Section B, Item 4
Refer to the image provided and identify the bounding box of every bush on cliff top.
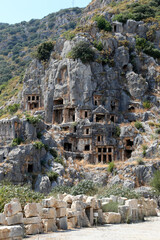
[68,41,95,63]
[36,41,54,61]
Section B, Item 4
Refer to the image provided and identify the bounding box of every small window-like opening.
[95,100,97,106]
[123,65,128,71]
[114,25,116,32]
[103,155,107,164]
[86,128,89,135]
[125,150,132,159]
[98,155,101,163]
[96,115,105,122]
[54,98,63,105]
[28,96,30,101]
[36,96,39,100]
[64,143,72,151]
[85,111,88,118]
[103,148,106,153]
[110,116,115,122]
[72,114,75,122]
[84,145,90,151]
[28,164,33,173]
[74,126,77,132]
[97,136,101,142]
[98,148,101,153]
[111,101,115,111]
[32,96,35,100]
[126,139,133,147]
[108,148,112,153]
[108,155,112,162]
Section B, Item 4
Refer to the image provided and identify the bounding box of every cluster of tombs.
[23,92,137,164]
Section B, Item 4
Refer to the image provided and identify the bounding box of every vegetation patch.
[33,141,45,150]
[0,182,44,213]
[151,170,160,194]
[94,15,112,32]
[102,202,118,213]
[71,180,97,196]
[47,171,59,181]
[108,162,115,173]
[36,41,54,61]
[68,41,95,63]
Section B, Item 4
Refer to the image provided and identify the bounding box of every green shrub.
[113,3,155,23]
[36,41,54,61]
[155,128,160,134]
[63,30,75,40]
[54,156,65,166]
[7,104,20,114]
[0,182,44,213]
[37,132,42,139]
[47,171,59,181]
[98,184,139,199]
[49,148,58,158]
[115,126,121,137]
[108,162,115,173]
[68,41,95,63]
[71,180,97,196]
[102,202,118,213]
[151,170,160,194]
[26,114,41,125]
[134,121,144,131]
[93,40,103,51]
[95,15,112,31]
[33,141,45,150]
[50,185,72,195]
[12,138,23,147]
[143,101,151,109]
[136,37,160,59]
[142,145,148,157]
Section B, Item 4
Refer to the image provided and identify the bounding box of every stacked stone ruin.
[0,195,158,239]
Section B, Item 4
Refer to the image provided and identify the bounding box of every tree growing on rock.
[68,41,95,63]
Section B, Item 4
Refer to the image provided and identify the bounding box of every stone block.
[67,216,77,229]
[5,212,23,226]
[71,201,86,211]
[42,197,57,208]
[0,225,23,239]
[42,218,57,232]
[118,205,130,223]
[55,200,67,208]
[110,195,118,203]
[125,199,138,209]
[57,216,68,230]
[0,213,5,225]
[23,216,41,225]
[103,212,121,224]
[56,207,66,218]
[42,207,56,219]
[66,209,77,218]
[118,197,127,205]
[131,208,138,222]
[24,203,41,218]
[63,195,73,204]
[97,209,103,224]
[4,199,22,217]
[25,223,43,235]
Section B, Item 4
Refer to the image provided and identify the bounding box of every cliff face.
[0,0,160,192]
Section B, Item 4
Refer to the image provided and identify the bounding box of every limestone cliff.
[0,0,160,192]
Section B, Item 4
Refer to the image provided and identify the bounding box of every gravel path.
[26,216,160,240]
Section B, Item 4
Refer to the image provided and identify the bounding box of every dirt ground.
[26,216,160,240]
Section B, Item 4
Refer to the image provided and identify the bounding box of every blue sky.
[0,0,91,24]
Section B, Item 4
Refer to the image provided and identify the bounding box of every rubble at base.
[0,195,158,238]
